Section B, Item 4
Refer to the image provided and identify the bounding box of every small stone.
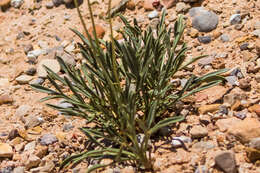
[161,0,175,9]
[240,42,249,51]
[40,134,58,145]
[13,167,25,173]
[55,50,76,66]
[220,34,230,42]
[215,151,237,173]
[0,167,13,173]
[234,111,247,120]
[228,118,260,143]
[198,104,220,114]
[87,24,105,39]
[45,1,54,9]
[249,138,260,150]
[230,14,241,25]
[25,67,36,76]
[37,59,60,78]
[15,75,33,84]
[27,49,44,60]
[195,165,208,173]
[24,141,36,151]
[248,104,260,116]
[230,68,244,79]
[197,56,214,66]
[225,76,239,86]
[239,78,251,90]
[8,129,19,140]
[29,78,45,85]
[15,105,31,118]
[216,117,241,132]
[189,7,219,32]
[171,136,192,147]
[198,36,211,44]
[23,44,33,55]
[126,0,135,10]
[34,145,48,158]
[176,2,189,13]
[0,94,13,105]
[0,143,13,158]
[148,10,159,20]
[192,141,215,151]
[24,115,43,129]
[10,0,23,8]
[25,154,41,170]
[190,125,208,138]
[199,114,211,125]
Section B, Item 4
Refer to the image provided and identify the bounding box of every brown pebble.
[87,24,105,39]
[0,94,13,105]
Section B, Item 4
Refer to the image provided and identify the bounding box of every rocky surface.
[0,0,260,172]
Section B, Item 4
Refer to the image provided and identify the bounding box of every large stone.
[37,59,60,78]
[215,151,237,173]
[189,7,219,32]
[0,143,13,158]
[228,118,260,143]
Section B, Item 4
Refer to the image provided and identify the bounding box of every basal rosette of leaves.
[31,1,227,172]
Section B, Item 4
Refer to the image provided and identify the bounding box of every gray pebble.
[198,36,211,44]
[195,165,208,173]
[148,10,159,20]
[63,123,74,132]
[171,136,192,147]
[29,78,45,85]
[239,42,249,51]
[225,76,239,86]
[25,67,36,76]
[220,34,230,42]
[11,0,24,8]
[40,134,58,145]
[230,14,241,25]
[234,111,247,120]
[252,29,260,37]
[230,68,244,79]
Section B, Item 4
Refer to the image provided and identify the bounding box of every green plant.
[31,1,227,172]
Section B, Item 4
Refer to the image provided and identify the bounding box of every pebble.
[63,123,74,132]
[239,78,251,90]
[0,94,13,105]
[15,75,33,84]
[189,7,219,32]
[148,10,159,20]
[214,151,237,173]
[10,0,23,8]
[56,50,76,66]
[0,143,13,158]
[40,134,58,145]
[225,76,239,86]
[25,67,36,76]
[45,1,54,9]
[220,34,230,42]
[230,68,244,79]
[37,59,60,78]
[234,111,247,120]
[143,0,155,11]
[27,49,44,60]
[228,118,260,143]
[171,136,192,147]
[175,2,189,13]
[190,125,208,138]
[252,29,260,37]
[29,78,45,85]
[198,36,211,44]
[218,105,229,115]
[15,104,31,118]
[197,56,214,66]
[24,141,36,151]
[216,117,241,132]
[0,167,13,173]
[13,167,25,173]
[239,42,249,51]
[24,115,43,129]
[25,154,41,170]
[23,44,33,55]
[52,0,62,6]
[230,14,241,25]
[192,141,215,151]
[195,165,208,173]
[198,104,220,114]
